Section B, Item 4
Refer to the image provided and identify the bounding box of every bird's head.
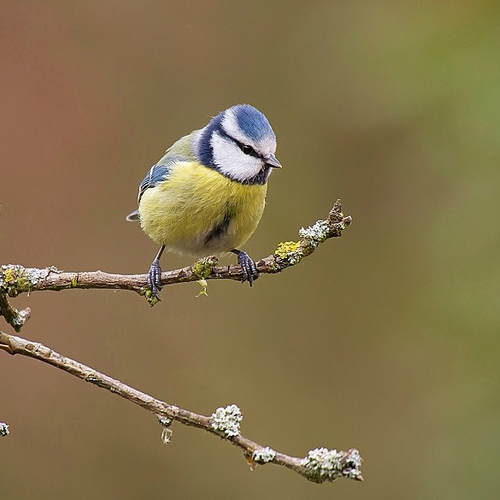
[197,104,281,184]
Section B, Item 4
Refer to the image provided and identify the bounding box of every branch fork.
[0,200,362,484]
[0,200,351,330]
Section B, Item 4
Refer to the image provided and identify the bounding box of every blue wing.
[137,155,187,203]
[125,155,186,222]
[138,164,169,202]
[126,129,198,222]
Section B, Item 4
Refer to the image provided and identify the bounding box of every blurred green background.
[2,1,500,499]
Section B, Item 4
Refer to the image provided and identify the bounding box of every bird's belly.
[138,162,267,256]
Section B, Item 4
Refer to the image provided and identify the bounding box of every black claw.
[148,259,163,301]
[232,250,259,286]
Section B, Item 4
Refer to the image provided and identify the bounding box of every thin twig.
[0,292,30,333]
[0,330,362,483]
[0,200,351,330]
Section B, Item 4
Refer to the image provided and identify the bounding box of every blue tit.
[126,104,282,300]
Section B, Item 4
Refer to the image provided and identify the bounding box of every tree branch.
[0,200,361,483]
[0,200,352,330]
[0,330,362,483]
[0,292,30,333]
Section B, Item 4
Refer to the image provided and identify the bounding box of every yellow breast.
[138,161,268,256]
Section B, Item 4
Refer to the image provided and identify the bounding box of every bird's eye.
[240,144,254,155]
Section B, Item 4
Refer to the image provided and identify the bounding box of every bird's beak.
[264,153,282,168]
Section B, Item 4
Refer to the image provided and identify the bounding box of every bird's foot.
[147,259,163,301]
[233,250,259,286]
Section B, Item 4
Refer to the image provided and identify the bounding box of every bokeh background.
[2,1,500,499]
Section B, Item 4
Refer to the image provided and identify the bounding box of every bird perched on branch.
[126,104,282,300]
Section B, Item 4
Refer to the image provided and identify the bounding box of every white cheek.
[211,133,262,182]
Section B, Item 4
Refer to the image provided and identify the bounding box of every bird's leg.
[148,245,165,300]
[231,249,259,286]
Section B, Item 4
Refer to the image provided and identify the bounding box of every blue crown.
[233,104,274,142]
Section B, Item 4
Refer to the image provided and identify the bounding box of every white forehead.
[221,108,276,155]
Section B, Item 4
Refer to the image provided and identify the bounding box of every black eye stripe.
[216,128,262,159]
[237,141,261,159]
[241,144,252,155]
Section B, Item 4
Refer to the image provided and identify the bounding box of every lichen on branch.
[0,200,351,331]
[0,330,362,483]
[0,199,361,484]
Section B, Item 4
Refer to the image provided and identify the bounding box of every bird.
[126,104,282,300]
